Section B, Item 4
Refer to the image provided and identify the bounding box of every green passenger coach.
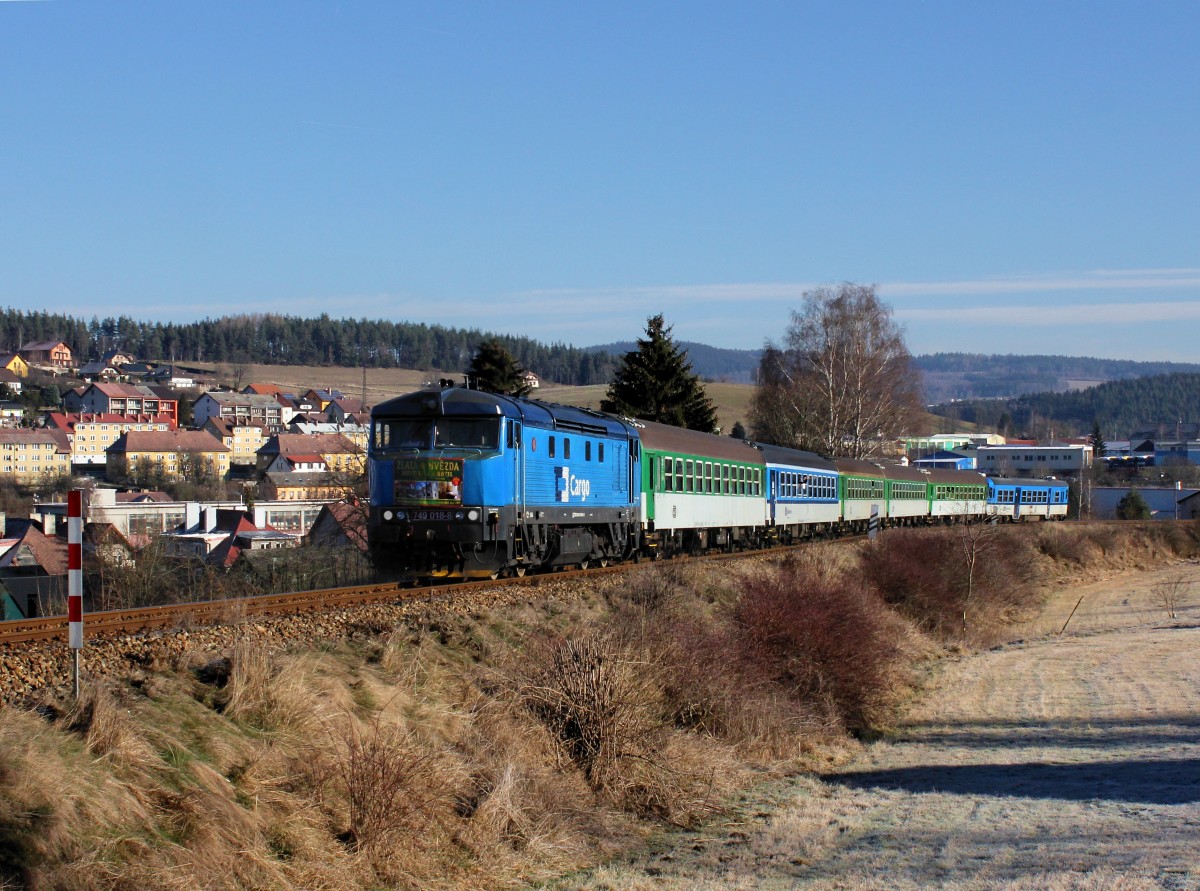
[636,419,767,556]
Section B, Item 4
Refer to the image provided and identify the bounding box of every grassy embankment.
[3,521,1196,890]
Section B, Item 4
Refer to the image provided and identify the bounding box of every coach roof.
[755,443,838,473]
[636,420,764,463]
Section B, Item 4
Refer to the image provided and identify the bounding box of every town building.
[0,429,72,484]
[192,391,287,430]
[106,429,231,484]
[0,369,23,396]
[200,417,269,468]
[45,412,175,466]
[255,432,364,476]
[71,382,179,426]
[911,450,976,471]
[19,340,73,370]
[973,444,1092,477]
[0,353,29,378]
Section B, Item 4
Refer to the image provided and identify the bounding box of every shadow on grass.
[823,757,1200,805]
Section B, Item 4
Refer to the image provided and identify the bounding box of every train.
[367,387,1070,578]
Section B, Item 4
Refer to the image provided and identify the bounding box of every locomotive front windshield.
[373,418,499,452]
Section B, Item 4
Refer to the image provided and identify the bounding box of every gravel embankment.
[0,577,598,705]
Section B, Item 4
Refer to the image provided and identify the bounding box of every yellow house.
[0,429,71,485]
[46,412,173,467]
[107,430,231,485]
[0,353,29,378]
[202,417,268,467]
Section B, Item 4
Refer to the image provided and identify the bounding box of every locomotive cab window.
[375,419,433,451]
[435,419,499,450]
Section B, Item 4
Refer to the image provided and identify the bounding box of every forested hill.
[931,372,1200,438]
[0,309,616,385]
[915,353,1200,403]
[587,341,762,383]
[4,306,1198,397]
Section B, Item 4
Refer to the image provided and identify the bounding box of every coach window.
[675,460,683,493]
[705,462,713,493]
[663,457,673,491]
[755,469,761,495]
[685,460,694,493]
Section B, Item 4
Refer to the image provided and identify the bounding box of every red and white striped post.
[68,489,84,697]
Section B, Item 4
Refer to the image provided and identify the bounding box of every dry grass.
[7,523,1183,890]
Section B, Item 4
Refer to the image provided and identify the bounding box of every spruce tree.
[600,315,719,432]
[467,339,532,396]
[1090,420,1107,458]
[1115,488,1151,520]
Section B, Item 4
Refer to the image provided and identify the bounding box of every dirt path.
[555,562,1200,890]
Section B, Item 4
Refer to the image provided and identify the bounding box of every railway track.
[0,543,801,646]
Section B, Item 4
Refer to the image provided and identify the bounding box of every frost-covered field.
[555,562,1200,891]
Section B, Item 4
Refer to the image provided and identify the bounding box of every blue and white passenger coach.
[369,388,641,577]
[758,444,841,541]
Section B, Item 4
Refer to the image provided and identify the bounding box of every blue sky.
[2,1,1197,360]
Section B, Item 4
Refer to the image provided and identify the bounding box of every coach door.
[1013,486,1022,519]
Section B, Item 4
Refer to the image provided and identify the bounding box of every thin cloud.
[897,300,1200,326]
[513,268,1200,308]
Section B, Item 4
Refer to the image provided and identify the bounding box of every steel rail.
[0,529,902,645]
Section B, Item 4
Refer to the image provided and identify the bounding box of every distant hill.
[587,341,762,383]
[586,345,1200,402]
[929,372,1200,439]
[915,353,1200,404]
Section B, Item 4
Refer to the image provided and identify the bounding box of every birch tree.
[750,284,920,458]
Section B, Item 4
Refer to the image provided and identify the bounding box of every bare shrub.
[513,632,711,821]
[652,612,823,757]
[329,714,449,852]
[1151,572,1191,619]
[1037,525,1091,565]
[859,527,1038,642]
[733,561,919,734]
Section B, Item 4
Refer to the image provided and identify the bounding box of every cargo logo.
[555,466,591,502]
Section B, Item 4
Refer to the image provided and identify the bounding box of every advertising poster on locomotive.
[394,457,463,504]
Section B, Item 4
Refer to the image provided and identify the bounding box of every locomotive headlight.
[383,510,394,521]
[467,509,480,521]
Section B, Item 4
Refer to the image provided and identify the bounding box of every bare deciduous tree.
[1151,572,1191,620]
[750,284,920,458]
